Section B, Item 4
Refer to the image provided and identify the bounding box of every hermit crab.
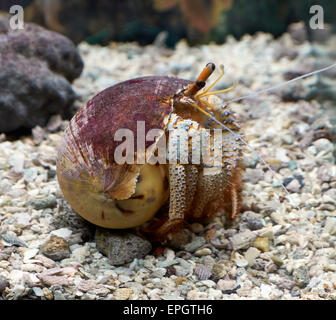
[56,63,243,241]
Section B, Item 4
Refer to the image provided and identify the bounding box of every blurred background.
[1,0,335,46]
[0,0,335,136]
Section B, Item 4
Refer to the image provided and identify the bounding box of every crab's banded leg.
[185,165,199,210]
[168,163,187,220]
[192,168,224,219]
[144,164,190,241]
[222,166,242,220]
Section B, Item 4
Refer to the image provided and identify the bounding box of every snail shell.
[56,76,191,228]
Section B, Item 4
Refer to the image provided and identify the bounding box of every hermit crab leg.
[168,163,187,220]
[184,165,199,210]
[148,164,199,239]
[221,166,242,220]
[192,169,224,219]
[146,164,188,240]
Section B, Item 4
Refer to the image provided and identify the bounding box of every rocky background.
[0,14,335,299]
[0,15,83,133]
[1,0,336,46]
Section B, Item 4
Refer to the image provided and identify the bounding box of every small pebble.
[324,217,336,235]
[246,216,265,231]
[40,235,70,261]
[0,276,9,293]
[254,237,270,252]
[8,152,25,173]
[288,160,297,171]
[95,230,152,266]
[293,266,310,288]
[50,228,73,240]
[151,268,167,278]
[313,138,334,153]
[184,236,206,252]
[114,288,133,300]
[286,179,301,193]
[194,248,212,257]
[189,223,204,234]
[43,287,53,300]
[271,255,284,267]
[194,264,212,280]
[233,252,248,268]
[30,195,57,210]
[216,279,237,292]
[230,230,257,250]
[211,262,228,279]
[244,247,261,266]
[1,233,28,248]
[23,248,39,262]
[32,287,44,297]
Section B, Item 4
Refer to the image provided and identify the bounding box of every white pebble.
[51,228,73,240]
[324,217,336,235]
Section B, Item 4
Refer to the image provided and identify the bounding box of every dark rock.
[246,216,265,231]
[0,15,83,133]
[40,235,70,261]
[95,229,152,266]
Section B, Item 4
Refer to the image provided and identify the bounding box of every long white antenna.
[200,62,336,210]
[224,63,336,105]
[209,114,299,209]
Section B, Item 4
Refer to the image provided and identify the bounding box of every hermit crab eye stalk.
[185,62,236,99]
[184,62,216,96]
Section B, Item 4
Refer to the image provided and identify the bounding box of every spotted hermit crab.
[56,63,243,241]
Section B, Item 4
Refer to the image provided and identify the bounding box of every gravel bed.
[0,32,335,300]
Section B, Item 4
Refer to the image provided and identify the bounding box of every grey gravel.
[30,195,57,210]
[194,264,212,280]
[293,266,310,288]
[95,230,152,266]
[0,30,335,300]
[183,236,206,252]
[0,276,9,293]
[1,233,28,248]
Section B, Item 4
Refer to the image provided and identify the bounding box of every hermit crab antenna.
[184,62,216,96]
